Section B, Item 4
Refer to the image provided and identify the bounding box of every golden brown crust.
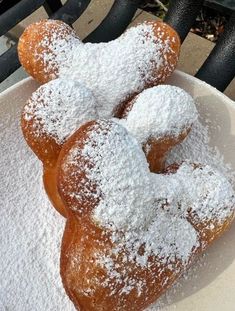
[18,19,76,83]
[145,21,181,87]
[60,216,183,311]
[143,129,189,173]
[56,121,100,218]
[43,167,67,217]
[21,112,61,167]
[21,100,67,216]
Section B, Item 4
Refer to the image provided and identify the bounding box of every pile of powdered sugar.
[0,102,75,310]
[119,85,198,143]
[23,78,98,144]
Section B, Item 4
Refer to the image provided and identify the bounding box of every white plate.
[0,71,235,311]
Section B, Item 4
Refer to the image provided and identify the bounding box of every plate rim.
[0,70,234,106]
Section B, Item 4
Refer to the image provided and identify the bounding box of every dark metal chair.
[0,0,234,93]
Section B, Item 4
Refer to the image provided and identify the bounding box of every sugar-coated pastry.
[57,119,235,311]
[18,19,180,117]
[21,78,97,216]
[22,82,197,215]
[119,85,198,172]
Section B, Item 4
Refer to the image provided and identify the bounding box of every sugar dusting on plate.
[0,103,75,310]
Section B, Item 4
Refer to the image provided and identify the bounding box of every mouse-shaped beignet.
[21,78,98,216]
[57,119,235,311]
[22,83,197,216]
[18,19,180,116]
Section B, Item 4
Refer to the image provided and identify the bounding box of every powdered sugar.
[58,23,177,117]
[61,119,235,301]
[159,162,235,223]
[167,118,235,182]
[0,101,74,310]
[59,119,235,302]
[119,85,198,143]
[35,19,80,79]
[2,87,235,310]
[64,121,234,266]
[82,121,155,231]
[23,78,98,144]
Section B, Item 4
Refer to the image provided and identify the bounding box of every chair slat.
[84,0,142,43]
[51,0,91,24]
[164,0,204,42]
[43,0,63,16]
[205,0,235,15]
[0,0,46,37]
[196,12,235,91]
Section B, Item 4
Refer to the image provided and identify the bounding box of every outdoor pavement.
[0,0,234,100]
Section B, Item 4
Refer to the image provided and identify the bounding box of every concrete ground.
[0,0,234,100]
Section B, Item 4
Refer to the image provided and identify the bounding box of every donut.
[18,19,180,116]
[56,119,235,311]
[21,77,98,216]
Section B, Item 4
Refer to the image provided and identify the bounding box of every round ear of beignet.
[164,163,235,246]
[144,21,181,86]
[119,85,197,173]
[18,19,79,83]
[21,78,97,217]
